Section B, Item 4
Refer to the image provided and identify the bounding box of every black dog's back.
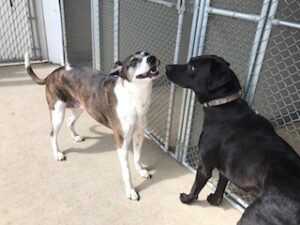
[205,99,300,225]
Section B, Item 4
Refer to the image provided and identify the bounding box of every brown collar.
[203,91,242,107]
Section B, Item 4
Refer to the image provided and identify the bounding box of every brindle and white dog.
[24,51,160,201]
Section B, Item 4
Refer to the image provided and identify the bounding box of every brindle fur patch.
[44,66,124,148]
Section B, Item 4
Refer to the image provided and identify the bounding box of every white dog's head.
[109,51,160,82]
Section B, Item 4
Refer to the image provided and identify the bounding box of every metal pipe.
[28,0,41,59]
[207,7,261,22]
[193,0,205,53]
[272,19,300,29]
[246,0,279,104]
[113,0,119,62]
[164,0,186,153]
[147,0,174,8]
[244,0,272,94]
[175,0,201,160]
[181,0,210,164]
[59,0,68,65]
[91,0,101,70]
[197,0,210,55]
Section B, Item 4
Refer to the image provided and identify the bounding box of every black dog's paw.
[180,193,198,204]
[207,193,222,206]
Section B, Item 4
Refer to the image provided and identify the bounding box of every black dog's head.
[166,55,241,104]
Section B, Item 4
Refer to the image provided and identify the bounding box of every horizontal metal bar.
[0,59,47,67]
[147,0,174,8]
[272,19,300,30]
[206,7,261,22]
[145,130,165,150]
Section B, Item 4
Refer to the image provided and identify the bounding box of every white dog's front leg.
[133,124,151,179]
[117,145,139,201]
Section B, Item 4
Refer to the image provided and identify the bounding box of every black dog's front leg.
[207,173,228,206]
[180,165,211,204]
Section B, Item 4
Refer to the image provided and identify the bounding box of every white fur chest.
[114,78,152,130]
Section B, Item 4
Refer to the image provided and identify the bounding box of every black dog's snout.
[147,55,157,65]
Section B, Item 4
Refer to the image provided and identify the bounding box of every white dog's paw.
[73,135,85,143]
[54,152,65,161]
[140,169,152,179]
[126,189,140,201]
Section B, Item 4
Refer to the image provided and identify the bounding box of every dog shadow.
[63,124,233,211]
[63,125,115,155]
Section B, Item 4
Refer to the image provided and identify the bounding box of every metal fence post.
[244,0,272,97]
[164,0,186,154]
[59,0,68,65]
[175,0,201,161]
[180,0,211,165]
[113,0,120,62]
[245,0,279,104]
[27,0,41,59]
[91,0,101,70]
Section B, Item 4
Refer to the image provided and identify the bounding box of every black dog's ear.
[208,60,234,90]
[109,61,123,76]
[211,55,230,67]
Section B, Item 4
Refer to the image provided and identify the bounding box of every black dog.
[166,55,300,225]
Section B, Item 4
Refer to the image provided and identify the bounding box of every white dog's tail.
[24,52,47,85]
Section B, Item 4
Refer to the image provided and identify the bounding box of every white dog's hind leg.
[50,100,66,161]
[133,124,151,178]
[67,108,84,142]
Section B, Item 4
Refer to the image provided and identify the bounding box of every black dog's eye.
[189,64,195,71]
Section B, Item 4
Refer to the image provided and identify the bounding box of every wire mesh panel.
[62,0,93,67]
[183,17,257,168]
[252,1,300,155]
[182,2,265,208]
[0,0,40,63]
[119,0,179,146]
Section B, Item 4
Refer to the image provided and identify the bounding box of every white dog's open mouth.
[136,67,159,79]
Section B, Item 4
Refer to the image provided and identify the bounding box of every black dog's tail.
[24,52,47,85]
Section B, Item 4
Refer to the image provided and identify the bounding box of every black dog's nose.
[147,55,157,64]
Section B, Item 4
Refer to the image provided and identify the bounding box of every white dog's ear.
[109,61,123,76]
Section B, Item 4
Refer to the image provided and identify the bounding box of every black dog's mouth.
[136,67,159,79]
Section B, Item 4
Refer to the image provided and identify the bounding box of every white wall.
[41,0,64,65]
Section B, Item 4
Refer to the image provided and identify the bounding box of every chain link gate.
[0,0,41,64]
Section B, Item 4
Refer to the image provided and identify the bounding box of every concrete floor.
[0,63,240,225]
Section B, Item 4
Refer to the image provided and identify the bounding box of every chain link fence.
[252,0,300,155]
[119,0,179,147]
[59,0,299,210]
[180,0,300,209]
[0,0,41,64]
[61,0,93,67]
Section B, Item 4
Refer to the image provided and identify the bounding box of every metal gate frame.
[0,0,41,64]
